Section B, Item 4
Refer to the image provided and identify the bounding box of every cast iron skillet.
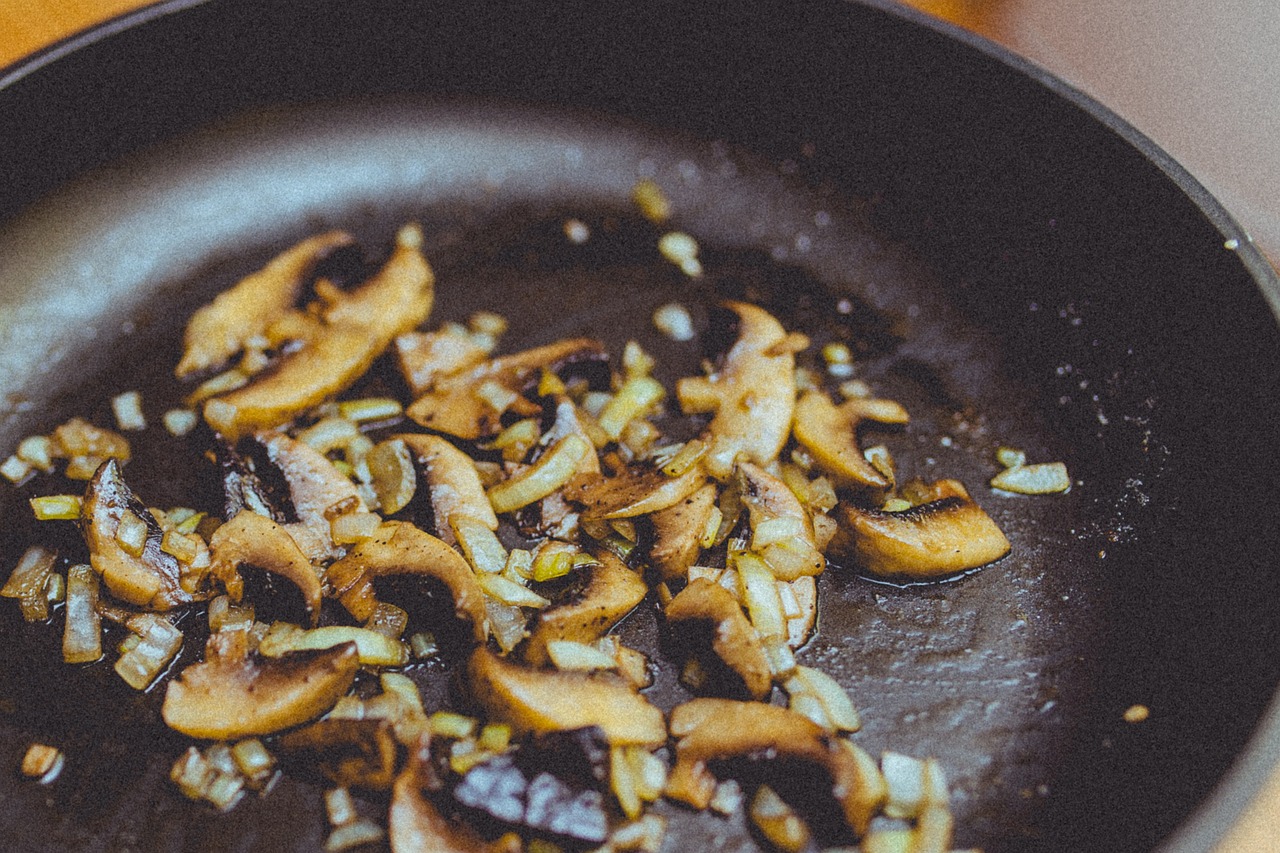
[2,1,1279,851]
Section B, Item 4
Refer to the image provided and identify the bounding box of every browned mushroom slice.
[667,698,883,837]
[405,338,607,440]
[665,578,772,700]
[397,433,498,546]
[390,744,522,853]
[830,479,1010,581]
[739,462,825,581]
[792,390,909,491]
[208,510,322,626]
[565,462,706,522]
[523,550,648,666]
[278,717,399,789]
[161,629,359,739]
[648,482,718,581]
[395,328,490,398]
[466,647,666,746]
[176,230,354,378]
[81,459,208,610]
[203,225,434,439]
[326,520,488,642]
[676,301,796,479]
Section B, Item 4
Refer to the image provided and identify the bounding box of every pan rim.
[2,1,1279,851]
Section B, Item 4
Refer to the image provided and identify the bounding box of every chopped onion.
[29,495,82,521]
[597,376,665,441]
[62,564,102,664]
[451,516,508,574]
[881,751,927,819]
[115,614,183,690]
[429,711,477,740]
[783,665,861,732]
[749,785,810,853]
[652,302,695,342]
[631,178,670,223]
[21,743,64,784]
[486,435,590,514]
[991,461,1071,494]
[2,544,57,621]
[258,623,408,666]
[547,640,618,671]
[162,409,199,436]
[476,572,550,608]
[337,397,403,423]
[112,391,146,431]
[366,438,416,514]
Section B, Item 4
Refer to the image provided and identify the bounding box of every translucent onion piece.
[2,544,57,621]
[62,564,102,664]
[115,615,184,690]
[258,623,408,667]
[487,435,590,514]
[990,461,1071,494]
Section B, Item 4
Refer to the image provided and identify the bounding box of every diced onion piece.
[338,397,403,423]
[112,391,146,431]
[325,819,385,852]
[547,640,619,671]
[749,785,810,853]
[502,548,534,581]
[409,632,439,658]
[660,438,707,478]
[597,376,665,441]
[231,738,276,784]
[752,515,806,549]
[44,573,64,604]
[783,665,861,733]
[115,615,183,690]
[189,368,249,404]
[493,418,541,463]
[161,530,200,564]
[208,594,255,633]
[30,494,82,520]
[652,302,695,342]
[991,461,1071,494]
[631,178,670,223]
[63,564,102,664]
[429,711,477,740]
[364,602,410,639]
[1,455,30,483]
[475,379,519,415]
[996,446,1027,468]
[16,435,55,471]
[163,409,199,436]
[658,231,703,277]
[915,804,956,853]
[21,743,65,784]
[298,417,361,454]
[761,635,797,679]
[485,598,528,653]
[258,623,408,666]
[622,340,656,380]
[733,551,786,640]
[330,511,382,545]
[487,435,590,514]
[367,438,416,515]
[709,779,744,816]
[478,722,512,753]
[610,814,667,853]
[477,572,550,609]
[881,751,927,819]
[2,544,57,621]
[531,541,577,582]
[452,515,508,575]
[862,829,915,853]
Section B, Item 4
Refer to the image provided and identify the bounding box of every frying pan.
[2,1,1279,851]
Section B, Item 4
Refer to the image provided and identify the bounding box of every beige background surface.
[2,1,1277,850]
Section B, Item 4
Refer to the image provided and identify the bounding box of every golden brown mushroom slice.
[739,461,825,581]
[397,433,499,546]
[203,224,434,439]
[176,230,354,378]
[326,520,488,643]
[792,390,910,492]
[405,338,607,440]
[466,647,666,746]
[648,482,718,581]
[665,577,772,700]
[80,459,209,610]
[565,461,707,522]
[390,743,522,853]
[523,550,648,666]
[667,697,884,837]
[676,301,797,479]
[395,328,490,398]
[830,479,1011,581]
[208,510,323,626]
[161,629,359,739]
[278,717,399,789]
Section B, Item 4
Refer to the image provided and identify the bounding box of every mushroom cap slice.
[665,578,772,700]
[398,433,499,544]
[523,550,648,666]
[208,510,323,626]
[278,717,399,789]
[395,329,490,398]
[792,390,909,492]
[565,462,707,522]
[406,338,608,440]
[326,520,488,642]
[831,480,1011,580]
[739,462,825,581]
[81,459,207,610]
[390,744,522,853]
[466,647,666,746]
[648,482,718,581]
[161,630,359,739]
[676,301,796,479]
[176,230,354,378]
[204,225,434,439]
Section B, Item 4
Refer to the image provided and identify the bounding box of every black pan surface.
[1,2,1279,852]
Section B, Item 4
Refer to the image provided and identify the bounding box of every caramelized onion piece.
[208,510,323,626]
[666,578,772,700]
[523,550,647,666]
[830,480,1011,580]
[162,631,358,739]
[466,647,666,746]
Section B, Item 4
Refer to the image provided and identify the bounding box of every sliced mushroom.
[466,647,666,746]
[665,578,772,700]
[398,433,498,546]
[80,459,208,610]
[203,225,434,439]
[278,717,399,789]
[676,301,796,479]
[647,482,717,581]
[565,461,707,522]
[395,328,490,398]
[523,550,648,666]
[390,744,522,853]
[792,391,909,492]
[667,697,883,837]
[738,462,825,581]
[405,338,607,440]
[326,520,488,643]
[208,510,323,626]
[830,480,1011,580]
[176,230,354,378]
[161,629,359,739]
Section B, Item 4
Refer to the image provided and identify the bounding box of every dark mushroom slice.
[667,698,884,838]
[792,390,909,492]
[829,479,1011,581]
[176,230,354,378]
[676,301,797,479]
[80,459,209,610]
[161,629,359,739]
[203,224,435,439]
[523,550,648,667]
[665,578,772,700]
[405,338,608,440]
[739,462,825,581]
[565,461,707,522]
[465,647,666,746]
[278,717,399,789]
[397,433,498,547]
[647,482,718,582]
[326,520,488,643]
[208,510,323,626]
[390,744,522,853]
